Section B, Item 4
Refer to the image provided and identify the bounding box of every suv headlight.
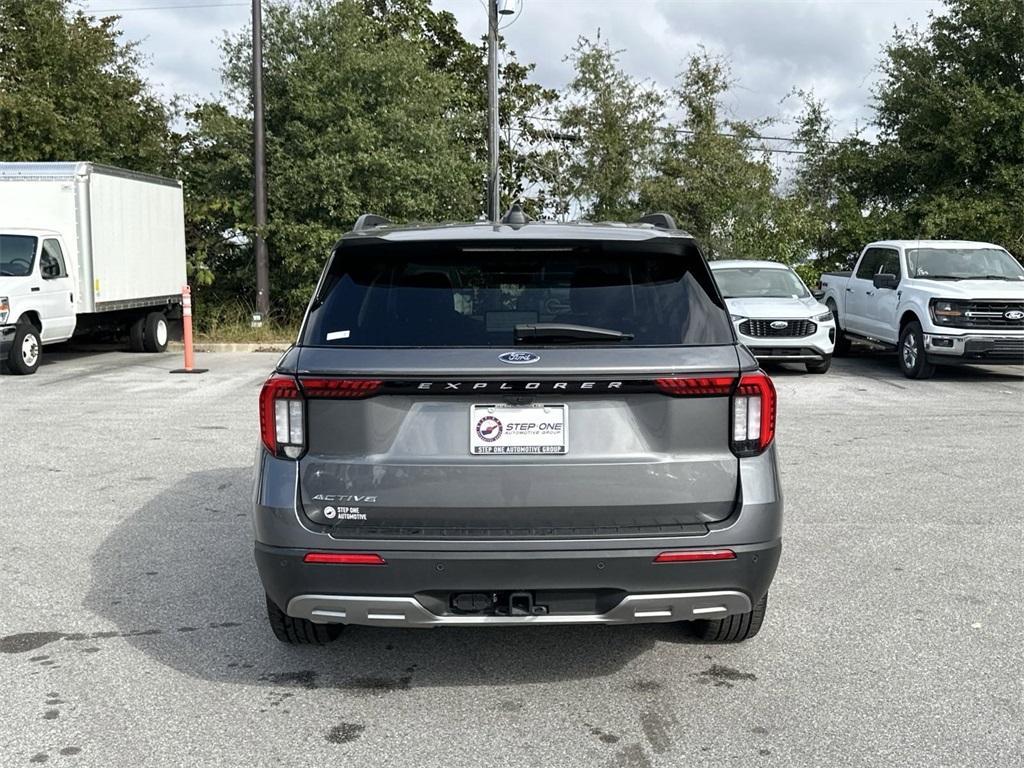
[930,300,963,325]
[814,310,834,323]
[729,314,746,322]
[0,297,9,325]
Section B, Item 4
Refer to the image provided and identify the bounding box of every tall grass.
[193,297,300,343]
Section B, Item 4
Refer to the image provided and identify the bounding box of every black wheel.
[142,311,169,353]
[266,594,343,645]
[805,355,832,374]
[7,322,41,375]
[898,321,935,379]
[128,316,146,352]
[828,302,851,356]
[692,592,768,643]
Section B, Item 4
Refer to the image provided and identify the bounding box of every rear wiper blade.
[514,323,634,343]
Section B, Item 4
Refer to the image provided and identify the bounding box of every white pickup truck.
[820,240,1024,378]
[0,162,187,375]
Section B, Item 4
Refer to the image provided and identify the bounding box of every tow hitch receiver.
[451,591,549,616]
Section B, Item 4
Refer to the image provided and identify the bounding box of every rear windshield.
[0,235,37,277]
[302,238,734,347]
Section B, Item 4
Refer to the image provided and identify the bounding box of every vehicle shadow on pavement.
[85,467,695,690]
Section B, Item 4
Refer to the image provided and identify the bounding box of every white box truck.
[0,162,187,374]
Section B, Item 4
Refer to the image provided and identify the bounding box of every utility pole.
[252,0,270,318]
[486,0,500,222]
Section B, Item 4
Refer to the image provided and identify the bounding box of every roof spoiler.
[352,213,392,232]
[635,212,678,230]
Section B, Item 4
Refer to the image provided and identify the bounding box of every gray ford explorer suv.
[253,210,782,644]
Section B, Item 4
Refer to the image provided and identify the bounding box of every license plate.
[470,404,567,455]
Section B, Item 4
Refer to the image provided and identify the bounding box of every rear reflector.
[303,552,386,565]
[655,376,735,396]
[654,549,736,563]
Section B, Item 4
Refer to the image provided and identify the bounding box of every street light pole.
[486,0,500,222]
[252,0,270,318]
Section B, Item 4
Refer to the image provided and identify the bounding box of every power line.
[511,124,813,155]
[79,1,246,12]
[523,112,843,147]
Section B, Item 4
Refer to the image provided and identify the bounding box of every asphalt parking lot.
[1,347,1021,767]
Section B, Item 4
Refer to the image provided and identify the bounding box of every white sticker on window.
[326,330,351,341]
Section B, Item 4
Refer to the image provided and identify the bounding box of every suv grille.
[739,319,816,338]
[959,301,1024,329]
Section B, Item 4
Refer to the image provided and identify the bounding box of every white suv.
[711,260,836,374]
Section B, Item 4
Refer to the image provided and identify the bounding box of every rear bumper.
[924,333,1024,365]
[255,539,781,627]
[0,325,14,363]
[286,591,753,627]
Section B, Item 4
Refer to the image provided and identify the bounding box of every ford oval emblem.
[498,351,540,364]
[770,321,789,330]
[1005,310,1024,321]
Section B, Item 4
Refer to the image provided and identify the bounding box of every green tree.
[640,52,796,262]
[184,0,489,316]
[869,0,1024,256]
[558,36,664,221]
[0,0,172,172]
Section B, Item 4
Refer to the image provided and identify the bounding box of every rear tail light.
[654,372,776,456]
[731,372,776,457]
[655,376,735,396]
[258,375,382,459]
[260,374,303,459]
[303,552,386,565]
[654,549,736,563]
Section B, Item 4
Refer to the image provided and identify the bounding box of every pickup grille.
[958,302,1024,329]
[739,319,816,338]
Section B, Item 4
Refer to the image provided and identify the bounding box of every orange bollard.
[170,284,208,374]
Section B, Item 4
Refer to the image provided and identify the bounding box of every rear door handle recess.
[845,288,852,293]
[31,286,40,292]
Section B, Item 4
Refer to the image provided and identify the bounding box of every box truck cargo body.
[0,162,186,374]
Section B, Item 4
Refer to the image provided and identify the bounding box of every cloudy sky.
[72,0,945,141]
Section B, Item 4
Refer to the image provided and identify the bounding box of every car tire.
[129,316,146,352]
[898,321,935,379]
[691,592,767,643]
[142,311,169,353]
[7,322,42,375]
[805,355,832,374]
[266,594,343,645]
[828,302,851,356]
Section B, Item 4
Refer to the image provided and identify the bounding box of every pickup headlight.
[930,300,964,325]
[814,310,834,323]
[0,297,9,325]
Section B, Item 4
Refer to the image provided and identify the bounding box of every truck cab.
[0,229,78,373]
[820,240,1024,378]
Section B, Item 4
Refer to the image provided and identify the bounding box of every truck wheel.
[898,321,935,380]
[805,355,832,374]
[8,323,42,375]
[129,317,146,352]
[266,594,343,645]
[691,592,767,643]
[828,301,851,356]
[142,312,169,353]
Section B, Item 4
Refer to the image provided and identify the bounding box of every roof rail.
[353,213,392,232]
[635,212,678,230]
